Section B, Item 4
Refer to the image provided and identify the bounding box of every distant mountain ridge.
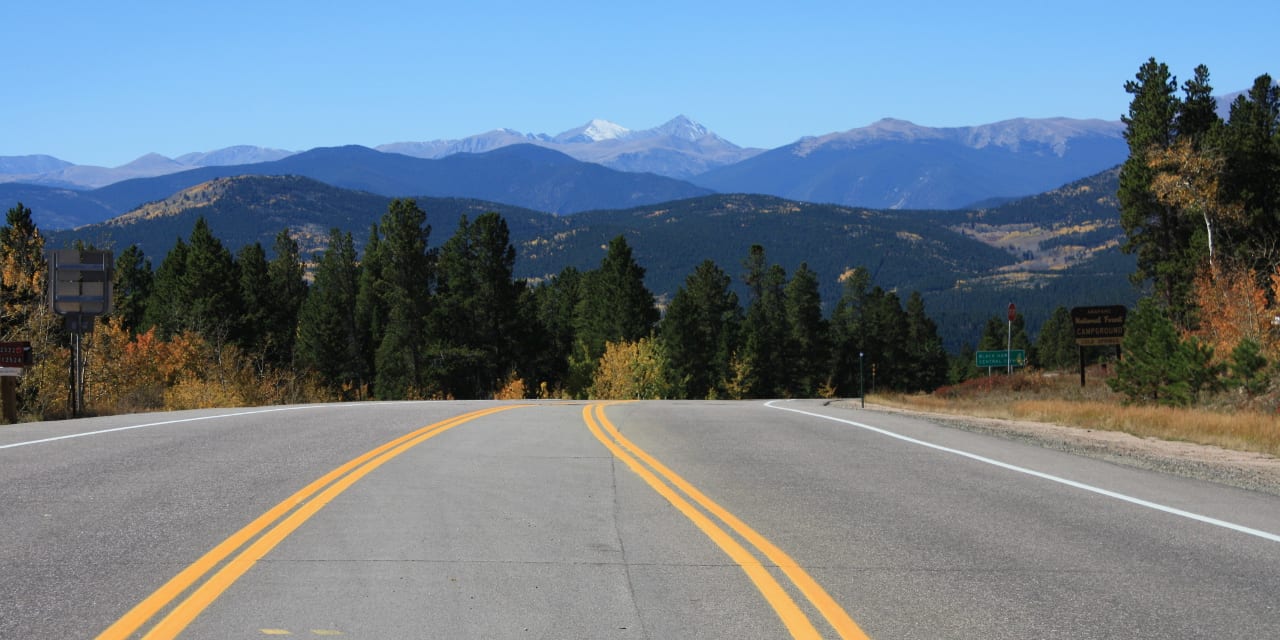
[0,145,295,189]
[9,144,713,229]
[377,115,763,180]
[693,117,1128,210]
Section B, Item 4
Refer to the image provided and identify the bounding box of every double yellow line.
[98,404,525,640]
[582,403,870,640]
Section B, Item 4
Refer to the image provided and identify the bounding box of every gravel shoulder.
[829,400,1280,497]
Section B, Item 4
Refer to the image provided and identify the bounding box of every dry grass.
[875,370,1280,458]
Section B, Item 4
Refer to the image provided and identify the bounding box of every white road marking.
[0,404,379,450]
[765,400,1280,544]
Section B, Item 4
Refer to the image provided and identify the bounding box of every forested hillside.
[46,172,1137,351]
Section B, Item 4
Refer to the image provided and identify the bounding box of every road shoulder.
[829,400,1280,496]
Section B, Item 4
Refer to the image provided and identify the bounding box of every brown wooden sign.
[0,342,33,368]
[1071,305,1127,346]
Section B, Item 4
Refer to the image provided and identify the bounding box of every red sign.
[1007,302,1017,322]
[0,342,33,367]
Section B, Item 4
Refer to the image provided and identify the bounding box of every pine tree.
[146,238,188,336]
[1119,58,1198,326]
[659,259,742,399]
[370,199,435,399]
[571,236,658,396]
[830,267,873,396]
[1109,298,1193,406]
[740,261,787,397]
[264,230,307,369]
[1035,306,1078,371]
[903,291,947,392]
[236,242,271,358]
[1226,337,1270,397]
[431,213,524,397]
[152,217,241,346]
[111,245,152,334]
[521,267,579,395]
[863,288,908,391]
[782,262,828,397]
[1221,74,1280,272]
[295,229,365,396]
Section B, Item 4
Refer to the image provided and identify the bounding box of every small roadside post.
[1007,302,1016,374]
[859,351,865,408]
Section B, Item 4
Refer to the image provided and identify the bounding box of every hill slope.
[49,171,1137,349]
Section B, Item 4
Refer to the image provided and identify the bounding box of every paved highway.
[1,400,1277,638]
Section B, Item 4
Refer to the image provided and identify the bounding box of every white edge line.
[0,403,380,451]
[764,400,1280,544]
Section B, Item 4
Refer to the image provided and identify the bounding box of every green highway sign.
[976,349,1026,368]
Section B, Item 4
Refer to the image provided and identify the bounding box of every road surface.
[1,400,1277,638]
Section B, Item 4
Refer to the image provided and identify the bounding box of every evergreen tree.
[949,343,981,384]
[151,218,241,345]
[264,230,307,369]
[431,213,524,398]
[354,223,387,383]
[146,238,188,335]
[659,259,742,399]
[370,199,435,399]
[1108,298,1193,406]
[571,236,658,396]
[295,229,365,396]
[782,262,828,397]
[111,245,152,334]
[863,288,908,391]
[236,242,271,357]
[740,261,787,397]
[902,291,948,392]
[1176,65,1221,143]
[1221,74,1280,272]
[528,266,583,395]
[1119,58,1199,326]
[1226,337,1270,396]
[1035,306,1078,371]
[830,267,873,396]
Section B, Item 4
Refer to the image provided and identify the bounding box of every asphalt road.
[1,400,1278,639]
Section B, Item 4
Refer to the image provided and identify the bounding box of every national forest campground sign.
[1071,305,1127,347]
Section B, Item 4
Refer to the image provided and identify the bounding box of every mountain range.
[378,115,763,180]
[2,115,1132,230]
[1,144,713,229]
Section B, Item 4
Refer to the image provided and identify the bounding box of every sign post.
[1070,305,1127,387]
[47,250,113,417]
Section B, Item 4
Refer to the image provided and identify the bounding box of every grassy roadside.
[870,370,1280,458]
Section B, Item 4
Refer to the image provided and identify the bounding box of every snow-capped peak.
[653,115,711,141]
[554,119,632,143]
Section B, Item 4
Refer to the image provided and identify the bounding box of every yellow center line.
[587,403,872,640]
[99,403,527,640]
[584,404,822,639]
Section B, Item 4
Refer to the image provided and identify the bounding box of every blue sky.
[4,1,1277,167]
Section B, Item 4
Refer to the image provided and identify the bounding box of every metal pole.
[859,352,865,409]
[1007,318,1012,375]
